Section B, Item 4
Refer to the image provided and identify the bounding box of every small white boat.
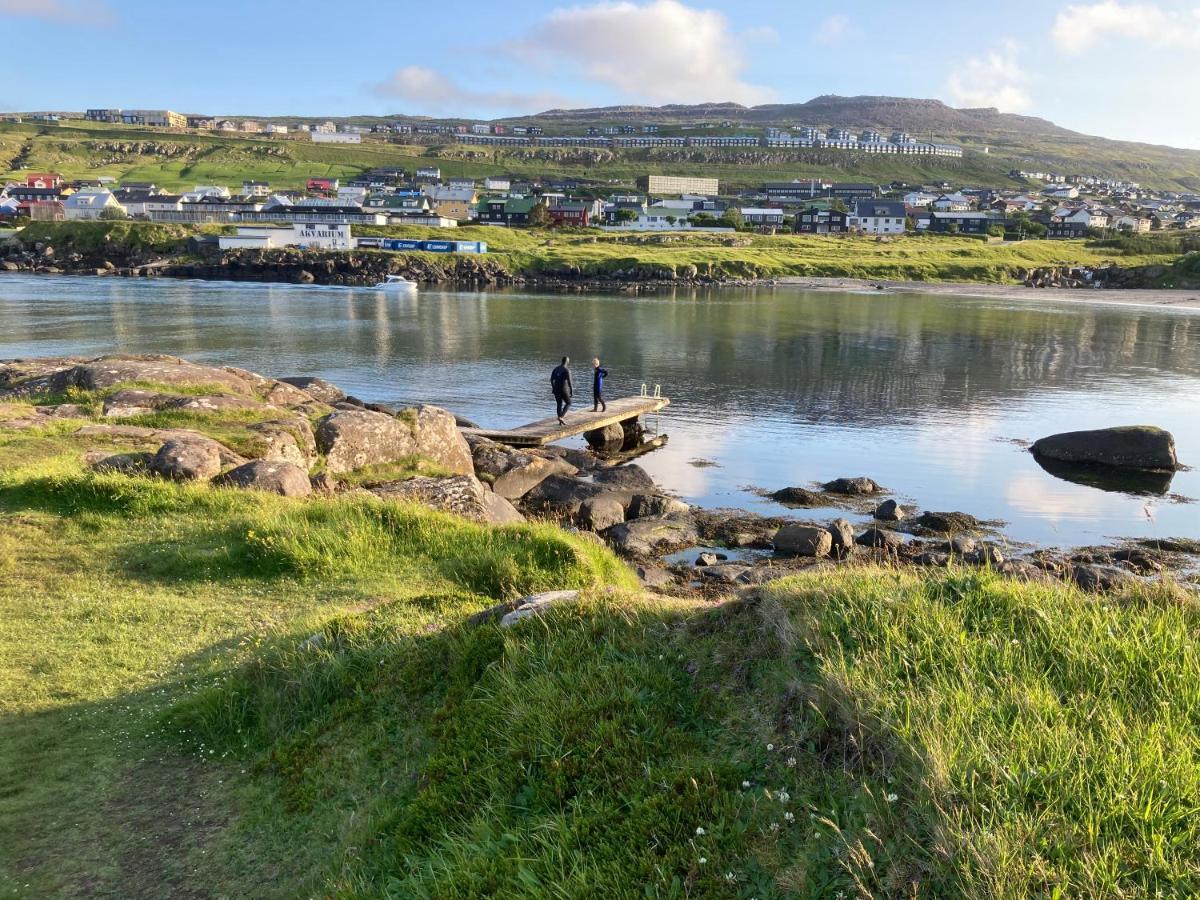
[374,275,417,290]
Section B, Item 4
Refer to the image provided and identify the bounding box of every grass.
[17,219,1187,286]
[6,118,1200,195]
[3,378,1200,895]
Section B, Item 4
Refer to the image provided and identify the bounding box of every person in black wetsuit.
[592,357,608,412]
[550,356,572,424]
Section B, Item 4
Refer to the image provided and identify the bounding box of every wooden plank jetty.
[461,395,669,447]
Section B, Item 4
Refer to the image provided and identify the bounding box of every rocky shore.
[4,229,1197,295]
[2,353,1196,596]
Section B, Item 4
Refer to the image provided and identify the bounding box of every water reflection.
[1,275,1198,547]
[1032,455,1177,496]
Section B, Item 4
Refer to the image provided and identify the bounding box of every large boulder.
[1031,427,1179,471]
[915,511,984,533]
[370,475,524,525]
[248,419,317,469]
[102,389,176,417]
[277,376,346,404]
[592,464,656,492]
[873,499,906,522]
[1070,563,1136,593]
[627,493,690,519]
[492,455,577,501]
[602,516,698,557]
[578,494,627,531]
[771,486,822,506]
[51,355,257,396]
[823,476,883,495]
[522,474,612,517]
[315,406,472,476]
[214,460,312,497]
[584,422,625,450]
[151,436,224,481]
[773,524,833,557]
[826,518,856,555]
[855,526,905,550]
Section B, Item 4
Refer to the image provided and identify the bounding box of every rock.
[855,526,905,550]
[1031,426,1179,471]
[965,544,1005,567]
[85,450,152,474]
[315,406,472,476]
[579,494,627,531]
[636,564,676,588]
[35,403,87,419]
[562,447,598,471]
[151,436,223,481]
[592,464,656,492]
[259,380,319,408]
[365,402,398,415]
[522,474,612,517]
[627,493,690,519]
[773,524,833,557]
[938,535,978,556]
[1070,563,1136,593]
[915,551,951,567]
[583,422,625,450]
[247,419,317,468]
[873,499,906,521]
[170,395,274,414]
[277,376,346,404]
[48,355,257,397]
[695,551,720,567]
[500,590,580,628]
[102,389,176,417]
[370,474,523,525]
[602,516,698,557]
[310,472,338,493]
[492,456,577,501]
[823,476,883,495]
[214,460,313,497]
[771,486,822,506]
[826,518,856,555]
[915,511,984,533]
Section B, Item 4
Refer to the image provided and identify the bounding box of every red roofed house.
[26,173,63,189]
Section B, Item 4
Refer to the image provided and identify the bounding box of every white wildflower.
[741,780,751,789]
[695,826,706,836]
[698,856,707,865]
[784,811,795,822]
[886,793,898,803]
[786,756,797,768]
[766,742,774,751]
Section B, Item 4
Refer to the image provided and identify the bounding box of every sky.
[2,0,1199,149]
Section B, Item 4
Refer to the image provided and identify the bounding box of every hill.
[4,93,1200,191]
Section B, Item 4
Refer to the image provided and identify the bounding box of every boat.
[373,275,417,290]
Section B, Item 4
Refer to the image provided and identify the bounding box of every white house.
[63,190,126,220]
[850,200,908,234]
[218,223,354,251]
[739,207,786,226]
[311,131,361,144]
[931,193,971,212]
[263,124,288,135]
[903,191,937,208]
[483,176,511,191]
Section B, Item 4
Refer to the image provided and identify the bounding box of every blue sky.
[3,0,1199,148]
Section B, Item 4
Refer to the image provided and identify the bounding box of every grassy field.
[5,118,1200,192]
[13,219,1188,285]
[2,373,1200,896]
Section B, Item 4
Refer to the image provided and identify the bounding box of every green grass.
[6,118,1200,192]
[20,219,1186,286]
[3,385,1200,896]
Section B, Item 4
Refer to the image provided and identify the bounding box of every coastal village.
[3,108,1200,253]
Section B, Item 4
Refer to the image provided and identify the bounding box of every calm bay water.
[1,274,1198,548]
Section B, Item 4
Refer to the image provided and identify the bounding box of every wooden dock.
[461,395,669,447]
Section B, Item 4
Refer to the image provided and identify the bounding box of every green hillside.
[4,113,1200,192]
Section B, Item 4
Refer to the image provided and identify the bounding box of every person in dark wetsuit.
[550,356,572,424]
[591,357,608,412]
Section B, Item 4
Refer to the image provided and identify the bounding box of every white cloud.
[0,0,113,25]
[1051,1,1200,52]
[510,0,775,105]
[944,41,1032,112]
[373,66,571,115]
[815,14,859,44]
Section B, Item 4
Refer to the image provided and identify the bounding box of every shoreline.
[5,266,1200,312]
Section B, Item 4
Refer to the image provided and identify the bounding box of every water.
[2,274,1198,549]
